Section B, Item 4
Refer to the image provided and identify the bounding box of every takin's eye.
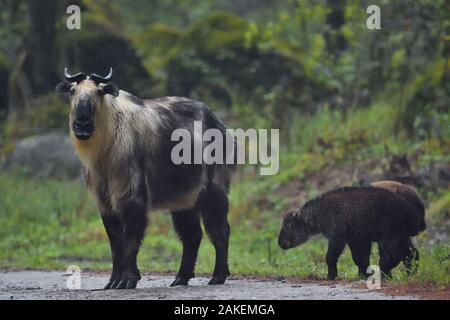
[69,86,76,96]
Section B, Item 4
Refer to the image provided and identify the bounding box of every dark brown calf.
[278,186,423,280]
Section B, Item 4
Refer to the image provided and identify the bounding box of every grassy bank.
[0,172,448,286]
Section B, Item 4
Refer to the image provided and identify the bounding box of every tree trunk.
[24,0,59,96]
[324,0,347,60]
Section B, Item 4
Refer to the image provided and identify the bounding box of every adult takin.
[277,186,422,280]
[56,68,236,289]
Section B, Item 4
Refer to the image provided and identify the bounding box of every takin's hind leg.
[198,184,231,285]
[348,240,371,279]
[402,238,419,276]
[378,240,404,279]
[170,209,203,286]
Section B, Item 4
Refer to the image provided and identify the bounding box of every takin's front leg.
[326,238,346,280]
[101,213,125,290]
[106,200,148,290]
[170,209,203,286]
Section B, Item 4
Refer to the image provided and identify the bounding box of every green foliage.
[428,191,450,224]
[1,0,446,146]
[81,0,125,35]
[184,11,248,52]
[26,94,68,130]
[133,23,183,75]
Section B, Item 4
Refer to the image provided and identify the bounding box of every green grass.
[0,172,448,286]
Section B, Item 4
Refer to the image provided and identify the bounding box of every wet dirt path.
[0,270,416,300]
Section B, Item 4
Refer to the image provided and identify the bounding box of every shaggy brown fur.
[278,186,422,280]
[371,181,426,231]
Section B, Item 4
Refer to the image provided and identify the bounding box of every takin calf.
[278,186,422,280]
[370,180,426,276]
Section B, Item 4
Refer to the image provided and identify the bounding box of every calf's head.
[55,68,119,140]
[278,209,309,249]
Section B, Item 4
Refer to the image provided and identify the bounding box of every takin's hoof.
[115,278,139,290]
[170,277,190,286]
[103,280,116,290]
[208,277,226,285]
[104,273,140,290]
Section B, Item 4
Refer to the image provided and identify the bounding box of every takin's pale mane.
[71,90,163,168]
[71,89,167,212]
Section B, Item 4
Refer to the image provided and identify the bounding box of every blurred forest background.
[0,0,448,285]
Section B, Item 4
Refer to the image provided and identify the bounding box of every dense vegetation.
[0,0,448,286]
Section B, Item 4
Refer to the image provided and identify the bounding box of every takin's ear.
[97,83,119,97]
[55,81,72,98]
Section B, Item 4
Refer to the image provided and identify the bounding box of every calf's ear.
[98,83,119,97]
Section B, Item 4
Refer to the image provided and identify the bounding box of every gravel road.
[0,270,416,300]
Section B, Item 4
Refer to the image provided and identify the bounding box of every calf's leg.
[403,238,419,276]
[326,238,346,280]
[170,209,203,286]
[378,239,404,278]
[348,240,371,279]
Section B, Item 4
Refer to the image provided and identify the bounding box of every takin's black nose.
[73,120,94,140]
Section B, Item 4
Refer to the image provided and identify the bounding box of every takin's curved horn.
[64,68,87,83]
[89,67,113,84]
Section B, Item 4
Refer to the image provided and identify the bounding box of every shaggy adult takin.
[370,180,426,276]
[56,68,236,289]
[277,186,422,280]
